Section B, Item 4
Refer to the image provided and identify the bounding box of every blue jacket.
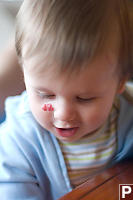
[0,90,133,200]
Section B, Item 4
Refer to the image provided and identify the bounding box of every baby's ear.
[117,77,129,94]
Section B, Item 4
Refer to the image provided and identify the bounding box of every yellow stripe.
[65,149,115,161]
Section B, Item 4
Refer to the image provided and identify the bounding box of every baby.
[0,0,133,199]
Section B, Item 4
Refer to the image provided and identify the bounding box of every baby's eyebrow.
[78,90,106,97]
[34,87,53,93]
[33,86,105,96]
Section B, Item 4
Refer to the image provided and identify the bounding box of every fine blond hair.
[16,0,133,78]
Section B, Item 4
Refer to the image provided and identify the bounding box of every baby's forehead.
[23,42,118,70]
[23,50,119,84]
[23,33,119,66]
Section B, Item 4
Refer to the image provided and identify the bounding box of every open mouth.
[55,127,78,137]
[60,128,74,131]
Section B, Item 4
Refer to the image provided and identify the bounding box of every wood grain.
[59,161,133,200]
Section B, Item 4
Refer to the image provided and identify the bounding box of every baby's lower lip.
[55,127,78,137]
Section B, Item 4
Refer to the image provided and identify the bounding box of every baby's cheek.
[36,111,53,129]
[29,103,52,128]
[83,107,108,128]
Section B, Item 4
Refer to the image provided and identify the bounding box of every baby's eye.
[37,92,55,99]
[41,94,55,99]
[77,97,96,102]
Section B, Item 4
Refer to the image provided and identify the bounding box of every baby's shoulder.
[2,91,39,140]
[5,91,30,117]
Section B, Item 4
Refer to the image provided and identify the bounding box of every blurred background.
[0,1,22,51]
[0,1,23,122]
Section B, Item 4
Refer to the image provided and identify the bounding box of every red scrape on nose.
[42,104,54,111]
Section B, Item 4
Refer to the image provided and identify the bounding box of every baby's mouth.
[55,127,78,137]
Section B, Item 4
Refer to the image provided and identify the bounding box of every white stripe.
[61,135,116,154]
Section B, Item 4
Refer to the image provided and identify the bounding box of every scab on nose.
[42,104,54,111]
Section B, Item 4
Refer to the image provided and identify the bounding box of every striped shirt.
[58,98,119,188]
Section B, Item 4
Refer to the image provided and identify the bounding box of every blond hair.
[16,0,133,78]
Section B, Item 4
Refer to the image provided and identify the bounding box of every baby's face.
[23,54,124,142]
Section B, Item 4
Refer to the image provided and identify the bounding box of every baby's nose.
[53,101,76,123]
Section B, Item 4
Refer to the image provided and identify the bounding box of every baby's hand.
[42,104,54,111]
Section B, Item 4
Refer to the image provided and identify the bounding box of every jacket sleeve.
[0,122,45,200]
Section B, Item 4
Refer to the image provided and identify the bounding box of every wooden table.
[59,160,133,200]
